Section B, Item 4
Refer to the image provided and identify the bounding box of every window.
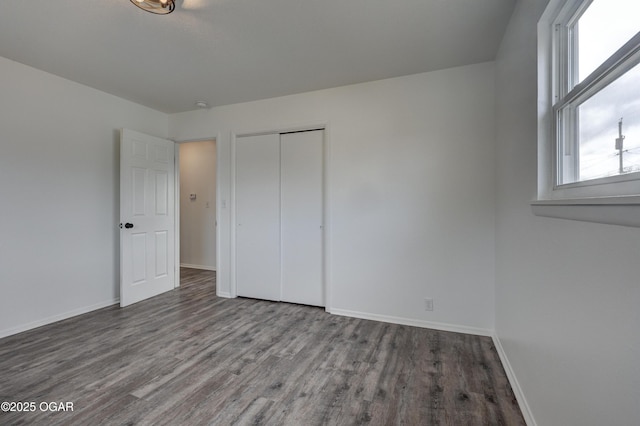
[552,0,640,188]
[534,0,640,227]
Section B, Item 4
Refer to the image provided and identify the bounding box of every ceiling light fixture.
[130,0,175,15]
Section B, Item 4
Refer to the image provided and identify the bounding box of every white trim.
[492,334,537,426]
[174,142,181,289]
[230,131,238,298]
[555,170,640,190]
[278,136,284,305]
[329,308,493,337]
[180,263,216,271]
[214,132,222,300]
[531,195,640,206]
[217,291,232,298]
[322,124,332,312]
[531,203,640,227]
[0,298,119,339]
[233,123,326,139]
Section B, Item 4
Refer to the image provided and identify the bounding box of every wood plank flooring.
[0,268,525,425]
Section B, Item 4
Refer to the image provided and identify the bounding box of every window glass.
[577,61,640,181]
[577,0,640,83]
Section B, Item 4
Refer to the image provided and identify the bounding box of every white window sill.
[531,196,640,227]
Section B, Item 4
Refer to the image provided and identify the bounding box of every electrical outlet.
[424,298,434,311]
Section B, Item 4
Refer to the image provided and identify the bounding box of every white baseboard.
[217,291,232,298]
[329,308,493,337]
[180,263,216,271]
[492,334,536,426]
[0,298,120,339]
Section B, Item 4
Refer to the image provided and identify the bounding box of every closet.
[235,129,324,307]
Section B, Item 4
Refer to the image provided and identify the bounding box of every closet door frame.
[230,124,331,312]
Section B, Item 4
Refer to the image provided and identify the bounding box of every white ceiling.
[0,0,515,114]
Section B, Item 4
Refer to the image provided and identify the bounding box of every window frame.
[550,0,640,190]
[535,0,640,227]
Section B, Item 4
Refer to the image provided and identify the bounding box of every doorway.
[178,140,217,272]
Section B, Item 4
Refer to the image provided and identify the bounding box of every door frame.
[174,134,221,293]
[230,123,332,311]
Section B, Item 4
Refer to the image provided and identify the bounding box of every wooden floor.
[0,268,525,425]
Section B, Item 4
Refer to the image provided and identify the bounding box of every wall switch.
[424,298,434,311]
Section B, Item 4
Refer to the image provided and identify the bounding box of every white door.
[235,134,281,301]
[120,129,175,307]
[281,130,324,306]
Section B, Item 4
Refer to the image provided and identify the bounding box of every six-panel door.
[120,129,175,307]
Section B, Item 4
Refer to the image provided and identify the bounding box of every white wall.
[0,56,168,337]
[495,1,640,425]
[179,140,217,270]
[170,63,497,333]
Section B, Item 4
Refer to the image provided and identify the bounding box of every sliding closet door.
[280,130,324,306]
[235,134,281,301]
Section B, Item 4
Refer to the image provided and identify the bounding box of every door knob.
[124,223,134,229]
